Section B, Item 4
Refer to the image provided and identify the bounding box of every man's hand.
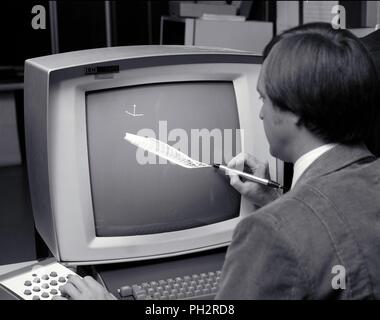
[53,275,117,300]
[227,153,282,208]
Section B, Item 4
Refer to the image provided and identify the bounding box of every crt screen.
[86,82,241,236]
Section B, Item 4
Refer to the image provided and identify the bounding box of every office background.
[0,0,379,268]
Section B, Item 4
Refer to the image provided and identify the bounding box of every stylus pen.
[213,163,283,189]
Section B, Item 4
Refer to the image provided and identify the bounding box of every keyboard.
[0,258,78,300]
[117,270,221,300]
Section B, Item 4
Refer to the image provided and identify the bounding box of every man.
[216,22,380,299]
[56,22,380,299]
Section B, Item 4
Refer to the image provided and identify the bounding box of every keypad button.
[50,280,58,286]
[41,283,49,289]
[24,280,32,287]
[42,275,49,280]
[24,289,32,295]
[32,274,37,277]
[50,272,58,277]
[33,286,41,292]
[32,295,40,300]
[33,278,40,283]
[58,277,66,283]
[50,289,58,295]
[41,292,50,299]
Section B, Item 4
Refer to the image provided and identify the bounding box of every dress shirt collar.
[291,144,337,189]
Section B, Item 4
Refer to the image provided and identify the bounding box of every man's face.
[257,62,295,162]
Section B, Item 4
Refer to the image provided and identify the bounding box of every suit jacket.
[360,31,380,157]
[216,144,380,299]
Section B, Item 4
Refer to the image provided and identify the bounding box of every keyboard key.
[169,294,176,300]
[203,288,211,295]
[41,283,49,289]
[50,272,58,277]
[118,285,132,297]
[42,275,49,280]
[33,286,41,292]
[141,282,150,289]
[179,288,187,294]
[132,286,146,299]
[178,293,185,299]
[32,295,40,300]
[58,277,66,283]
[24,280,32,287]
[171,289,178,295]
[164,285,171,291]
[50,280,58,286]
[41,292,50,299]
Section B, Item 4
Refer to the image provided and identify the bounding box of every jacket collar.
[294,143,376,187]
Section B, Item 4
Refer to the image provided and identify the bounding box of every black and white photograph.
[0,0,379,309]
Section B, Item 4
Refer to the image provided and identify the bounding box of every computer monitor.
[24,46,283,265]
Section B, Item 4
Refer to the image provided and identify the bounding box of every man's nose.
[259,106,264,120]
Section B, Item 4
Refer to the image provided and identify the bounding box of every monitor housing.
[24,46,283,265]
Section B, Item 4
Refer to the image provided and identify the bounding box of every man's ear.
[287,111,302,127]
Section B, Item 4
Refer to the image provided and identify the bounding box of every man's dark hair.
[262,22,379,145]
